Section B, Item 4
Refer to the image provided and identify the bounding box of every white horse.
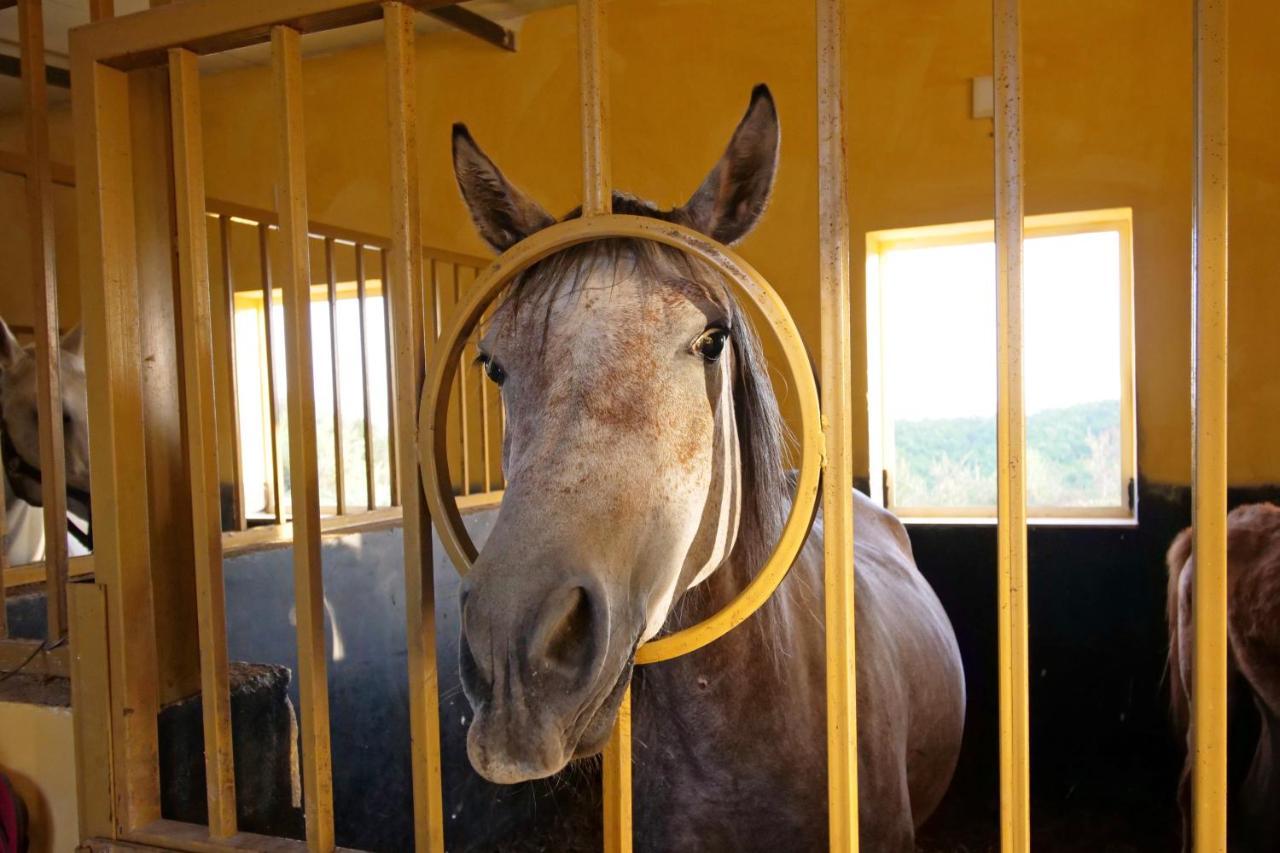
[0,317,91,567]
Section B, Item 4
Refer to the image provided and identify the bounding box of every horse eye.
[692,327,729,362]
[477,354,506,386]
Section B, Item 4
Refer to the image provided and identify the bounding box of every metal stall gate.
[0,0,114,685]
[63,1,1231,853]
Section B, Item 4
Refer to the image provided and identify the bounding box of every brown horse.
[1167,502,1280,852]
[449,85,965,851]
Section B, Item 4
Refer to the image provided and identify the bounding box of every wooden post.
[272,25,336,851]
[169,47,238,838]
[70,46,162,833]
[19,0,70,642]
[384,4,447,851]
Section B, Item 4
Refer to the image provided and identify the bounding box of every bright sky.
[235,293,392,514]
[881,230,1122,422]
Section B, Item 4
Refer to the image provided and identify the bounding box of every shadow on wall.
[221,510,597,852]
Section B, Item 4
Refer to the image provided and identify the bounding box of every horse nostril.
[529,585,597,678]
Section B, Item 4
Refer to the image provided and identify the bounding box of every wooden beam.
[72,46,163,834]
[355,247,378,510]
[169,46,238,838]
[19,0,71,642]
[130,63,204,709]
[0,638,70,677]
[325,237,346,516]
[4,554,94,592]
[425,6,515,52]
[89,0,115,22]
[384,4,445,850]
[69,583,116,840]
[69,0,464,70]
[0,149,76,186]
[272,25,336,850]
[0,54,73,89]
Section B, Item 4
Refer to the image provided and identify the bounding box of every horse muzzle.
[458,573,637,784]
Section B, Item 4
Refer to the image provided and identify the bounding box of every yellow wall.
[0,0,1277,485]
[0,701,79,853]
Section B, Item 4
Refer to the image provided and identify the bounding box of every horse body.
[1167,502,1280,852]
[633,490,963,851]
[447,85,964,850]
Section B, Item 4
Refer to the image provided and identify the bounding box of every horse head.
[451,85,785,784]
[0,317,92,521]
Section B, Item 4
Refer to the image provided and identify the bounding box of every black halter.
[1,421,93,550]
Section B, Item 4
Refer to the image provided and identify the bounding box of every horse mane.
[1165,525,1193,735]
[496,191,792,610]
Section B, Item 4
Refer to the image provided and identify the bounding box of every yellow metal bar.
[71,49,163,832]
[325,237,347,516]
[430,259,442,344]
[816,0,859,849]
[993,0,1031,850]
[478,305,493,494]
[454,266,471,497]
[19,0,71,642]
[381,247,400,506]
[218,215,248,531]
[383,5,446,851]
[169,47,238,839]
[577,0,626,843]
[271,25,336,851]
[577,0,610,216]
[355,246,378,510]
[260,223,287,525]
[603,686,633,852]
[1192,0,1229,850]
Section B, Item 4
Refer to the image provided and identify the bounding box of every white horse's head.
[0,317,91,518]
[451,86,786,784]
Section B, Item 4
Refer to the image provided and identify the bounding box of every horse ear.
[0,317,21,369]
[677,84,780,246]
[61,325,84,358]
[452,124,555,253]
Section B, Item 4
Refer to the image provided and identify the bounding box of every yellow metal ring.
[418,214,821,665]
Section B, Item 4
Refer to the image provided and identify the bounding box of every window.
[866,208,1136,521]
[232,279,394,521]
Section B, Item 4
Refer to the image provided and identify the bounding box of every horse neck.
[631,488,828,778]
[660,484,826,675]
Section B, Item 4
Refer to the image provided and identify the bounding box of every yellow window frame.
[865,207,1137,524]
[232,277,388,519]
